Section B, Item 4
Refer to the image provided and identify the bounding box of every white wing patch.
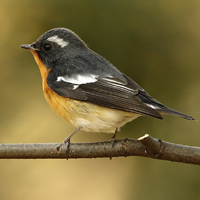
[101,77,133,91]
[101,77,125,85]
[73,85,79,90]
[145,104,160,110]
[56,74,98,85]
[47,35,69,48]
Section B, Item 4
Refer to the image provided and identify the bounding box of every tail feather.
[123,74,195,121]
[155,106,195,120]
[137,92,195,120]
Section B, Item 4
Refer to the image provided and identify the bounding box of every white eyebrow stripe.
[56,74,98,84]
[47,35,69,48]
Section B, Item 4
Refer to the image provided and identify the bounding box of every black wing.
[123,74,194,120]
[47,74,163,119]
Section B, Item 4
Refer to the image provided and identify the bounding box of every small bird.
[21,28,194,148]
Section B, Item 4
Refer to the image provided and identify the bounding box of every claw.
[110,128,118,147]
[56,127,80,151]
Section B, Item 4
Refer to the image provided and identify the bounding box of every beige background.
[0,1,200,199]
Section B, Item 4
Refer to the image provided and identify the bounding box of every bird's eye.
[42,42,53,52]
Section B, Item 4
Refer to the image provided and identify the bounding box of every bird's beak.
[21,44,38,51]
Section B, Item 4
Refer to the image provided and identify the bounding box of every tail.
[137,92,195,120]
[123,75,195,121]
[157,106,195,120]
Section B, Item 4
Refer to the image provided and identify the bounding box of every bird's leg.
[57,127,81,151]
[110,128,119,147]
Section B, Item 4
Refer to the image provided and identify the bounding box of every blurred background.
[0,0,200,199]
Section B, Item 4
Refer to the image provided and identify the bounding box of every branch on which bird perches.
[0,134,200,165]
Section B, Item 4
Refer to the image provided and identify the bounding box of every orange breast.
[31,51,77,127]
[30,51,139,133]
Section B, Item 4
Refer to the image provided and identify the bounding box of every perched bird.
[21,28,194,148]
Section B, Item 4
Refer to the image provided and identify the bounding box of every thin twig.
[0,135,200,165]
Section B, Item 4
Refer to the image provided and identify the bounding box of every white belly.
[44,88,140,133]
[68,101,140,133]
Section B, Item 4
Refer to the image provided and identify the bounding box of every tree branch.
[0,134,200,165]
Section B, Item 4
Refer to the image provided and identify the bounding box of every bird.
[21,27,195,149]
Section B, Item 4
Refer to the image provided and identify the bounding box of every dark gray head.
[21,27,127,81]
[21,28,87,67]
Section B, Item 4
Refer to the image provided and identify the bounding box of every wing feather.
[48,75,163,119]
